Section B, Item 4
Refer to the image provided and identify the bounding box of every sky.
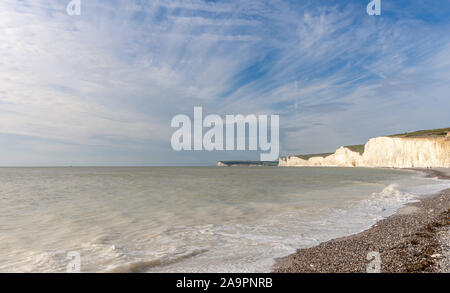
[0,0,449,166]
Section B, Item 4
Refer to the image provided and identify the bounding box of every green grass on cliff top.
[293,144,364,159]
[388,127,450,138]
[289,127,449,159]
[294,153,334,160]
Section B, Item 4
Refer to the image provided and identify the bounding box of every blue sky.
[0,0,449,166]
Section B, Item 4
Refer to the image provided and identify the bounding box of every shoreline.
[273,168,450,273]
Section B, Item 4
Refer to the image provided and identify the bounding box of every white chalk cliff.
[279,134,450,168]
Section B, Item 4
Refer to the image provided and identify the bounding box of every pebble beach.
[273,168,450,273]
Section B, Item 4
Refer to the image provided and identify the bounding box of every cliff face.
[279,136,450,168]
[362,136,450,168]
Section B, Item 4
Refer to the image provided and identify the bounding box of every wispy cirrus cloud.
[0,0,449,165]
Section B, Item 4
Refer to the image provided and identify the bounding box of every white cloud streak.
[0,0,449,165]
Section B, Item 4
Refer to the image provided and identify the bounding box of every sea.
[0,167,448,272]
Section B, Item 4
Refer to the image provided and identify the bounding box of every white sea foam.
[0,167,447,273]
